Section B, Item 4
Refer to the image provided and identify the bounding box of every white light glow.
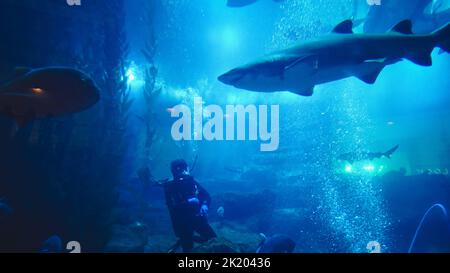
[363,164,375,172]
[345,165,353,173]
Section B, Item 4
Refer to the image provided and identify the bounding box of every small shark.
[411,8,450,34]
[361,0,450,34]
[218,19,450,96]
[227,0,284,8]
[0,67,100,126]
[338,145,399,164]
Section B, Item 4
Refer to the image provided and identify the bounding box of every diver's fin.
[332,19,354,34]
[390,20,413,34]
[405,49,433,66]
[14,67,31,77]
[292,86,314,96]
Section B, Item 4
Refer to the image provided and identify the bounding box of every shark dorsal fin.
[14,67,31,77]
[332,20,354,34]
[390,20,413,34]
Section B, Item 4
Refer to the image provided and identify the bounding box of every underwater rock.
[211,223,262,253]
[192,237,242,253]
[245,207,306,234]
[104,224,148,253]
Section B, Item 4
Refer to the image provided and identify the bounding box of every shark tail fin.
[434,23,450,53]
[384,145,399,158]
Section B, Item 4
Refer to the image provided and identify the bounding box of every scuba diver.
[163,159,217,253]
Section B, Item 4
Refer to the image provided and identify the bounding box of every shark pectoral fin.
[291,86,314,96]
[355,73,380,84]
[331,19,354,34]
[405,50,433,66]
[354,61,386,84]
[390,20,413,34]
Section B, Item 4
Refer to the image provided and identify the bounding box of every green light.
[363,164,375,172]
[345,165,353,173]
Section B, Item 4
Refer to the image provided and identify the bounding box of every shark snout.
[218,68,245,86]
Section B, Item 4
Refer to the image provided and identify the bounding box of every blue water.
[0,0,450,253]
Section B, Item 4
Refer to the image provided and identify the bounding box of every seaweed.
[0,0,132,251]
[139,0,163,167]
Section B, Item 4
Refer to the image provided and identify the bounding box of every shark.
[0,67,100,126]
[338,145,399,164]
[360,0,450,34]
[218,19,450,96]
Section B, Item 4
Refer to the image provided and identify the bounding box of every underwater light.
[124,62,146,89]
[220,26,240,51]
[344,165,353,173]
[126,68,136,82]
[31,87,44,95]
[363,164,375,172]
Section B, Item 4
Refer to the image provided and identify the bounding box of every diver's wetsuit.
[163,174,216,252]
